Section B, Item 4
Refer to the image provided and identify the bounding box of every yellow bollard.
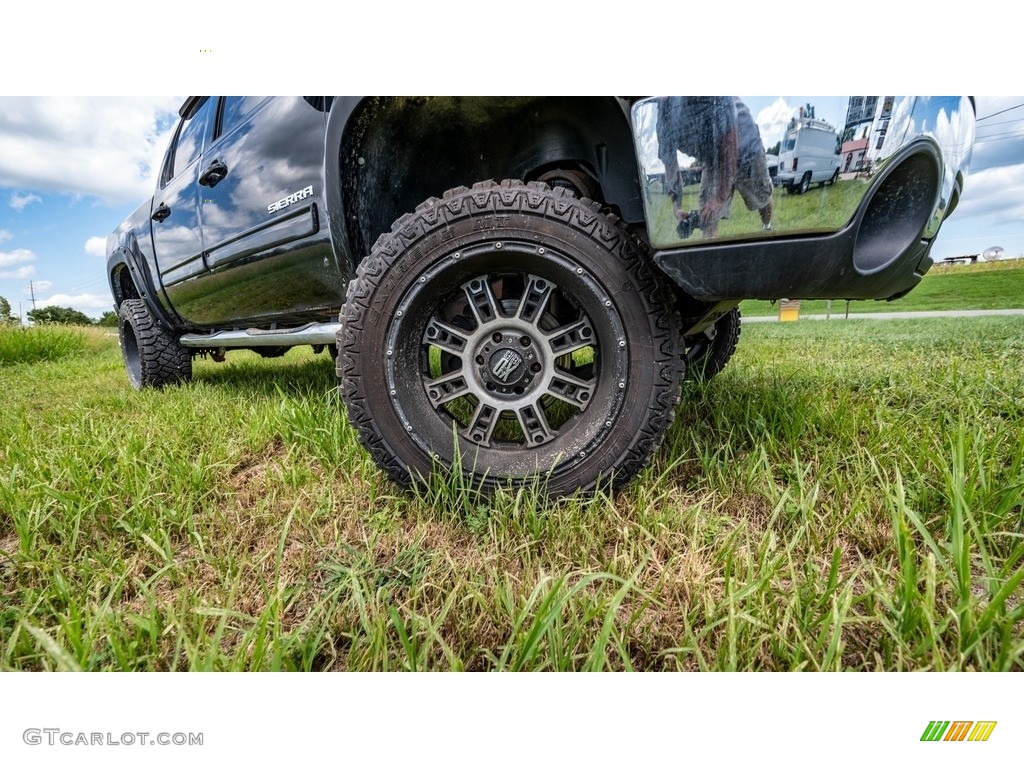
[779,299,801,322]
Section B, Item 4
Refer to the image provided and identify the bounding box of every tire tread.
[337,180,685,495]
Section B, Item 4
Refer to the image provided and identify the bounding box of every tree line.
[0,296,116,327]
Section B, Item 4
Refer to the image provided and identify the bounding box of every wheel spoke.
[516,274,554,326]
[463,278,501,326]
[462,402,499,446]
[424,318,471,356]
[547,369,595,408]
[517,401,555,445]
[425,370,471,406]
[547,317,596,355]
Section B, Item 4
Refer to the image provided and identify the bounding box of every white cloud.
[0,265,35,279]
[26,280,52,292]
[951,162,1024,222]
[0,96,181,206]
[0,247,36,267]
[0,229,11,243]
[0,247,36,278]
[39,292,112,310]
[9,191,41,211]
[84,236,107,258]
[755,98,796,151]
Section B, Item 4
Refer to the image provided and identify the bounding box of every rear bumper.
[632,96,975,301]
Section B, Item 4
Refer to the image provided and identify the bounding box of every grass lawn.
[741,258,1024,317]
[1,319,1022,670]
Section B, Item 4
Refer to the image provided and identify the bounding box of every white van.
[776,116,841,194]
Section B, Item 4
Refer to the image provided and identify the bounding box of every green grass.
[1,318,1022,670]
[741,259,1024,317]
[0,324,98,365]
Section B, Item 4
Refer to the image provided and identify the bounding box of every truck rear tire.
[337,180,685,497]
[684,307,741,381]
[118,299,192,389]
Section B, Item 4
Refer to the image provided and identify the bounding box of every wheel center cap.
[489,348,526,384]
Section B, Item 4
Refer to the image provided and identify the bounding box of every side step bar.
[179,322,340,348]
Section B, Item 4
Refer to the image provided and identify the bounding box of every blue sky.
[1,95,1020,320]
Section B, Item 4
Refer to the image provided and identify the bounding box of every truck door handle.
[152,203,172,222]
[199,160,228,188]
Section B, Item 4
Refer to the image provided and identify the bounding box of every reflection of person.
[656,97,773,238]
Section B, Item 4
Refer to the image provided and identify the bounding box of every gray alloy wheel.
[337,180,685,497]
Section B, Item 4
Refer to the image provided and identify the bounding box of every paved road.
[744,308,1024,323]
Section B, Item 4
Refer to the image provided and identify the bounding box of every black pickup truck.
[106,96,975,496]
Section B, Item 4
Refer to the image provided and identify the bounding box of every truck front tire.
[118,299,192,389]
[337,180,685,497]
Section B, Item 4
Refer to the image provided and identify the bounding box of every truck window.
[165,98,214,182]
[217,96,266,140]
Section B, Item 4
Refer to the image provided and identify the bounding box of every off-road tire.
[118,299,192,389]
[336,180,685,497]
[684,307,741,381]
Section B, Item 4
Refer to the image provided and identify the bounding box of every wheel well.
[337,97,645,270]
[111,263,140,306]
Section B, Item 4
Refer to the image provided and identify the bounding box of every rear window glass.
[219,96,266,139]
[169,98,213,180]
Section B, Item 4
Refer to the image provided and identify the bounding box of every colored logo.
[920,721,997,742]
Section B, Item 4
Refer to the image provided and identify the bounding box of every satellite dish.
[982,246,1004,261]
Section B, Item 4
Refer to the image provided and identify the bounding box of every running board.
[179,322,340,348]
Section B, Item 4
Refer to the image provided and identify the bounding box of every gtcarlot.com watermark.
[23,729,203,747]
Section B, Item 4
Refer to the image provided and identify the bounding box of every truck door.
[177,96,341,327]
[151,98,215,313]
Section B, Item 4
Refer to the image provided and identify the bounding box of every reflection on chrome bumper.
[630,94,974,247]
[631,96,975,301]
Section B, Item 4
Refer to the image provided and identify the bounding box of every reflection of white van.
[776,117,841,194]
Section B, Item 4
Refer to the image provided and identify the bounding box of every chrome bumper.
[631,96,975,301]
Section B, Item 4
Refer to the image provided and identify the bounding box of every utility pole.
[29,280,37,310]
